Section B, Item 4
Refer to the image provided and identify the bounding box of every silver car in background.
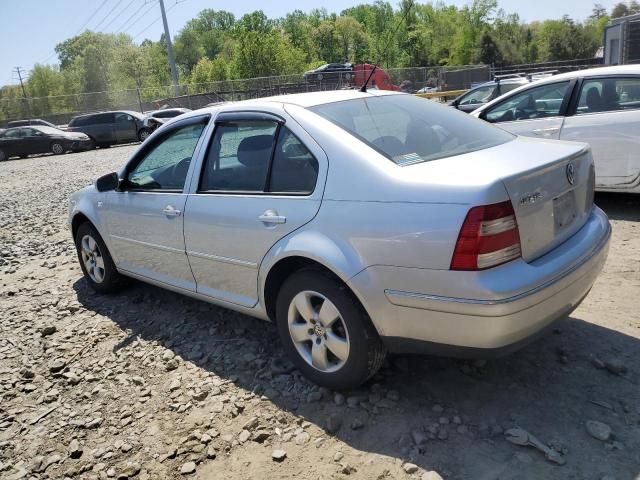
[68,90,610,389]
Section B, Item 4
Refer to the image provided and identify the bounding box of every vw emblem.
[566,163,576,185]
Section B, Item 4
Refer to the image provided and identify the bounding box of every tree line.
[0,1,630,115]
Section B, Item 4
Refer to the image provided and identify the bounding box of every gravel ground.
[0,147,639,480]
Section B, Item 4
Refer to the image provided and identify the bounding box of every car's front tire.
[51,141,64,155]
[138,128,151,142]
[275,269,386,390]
[74,222,128,293]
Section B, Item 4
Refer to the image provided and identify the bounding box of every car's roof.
[472,64,640,114]
[194,89,400,114]
[532,64,640,84]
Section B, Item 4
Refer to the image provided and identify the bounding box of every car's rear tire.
[74,222,128,294]
[138,128,151,142]
[275,269,386,390]
[51,141,64,155]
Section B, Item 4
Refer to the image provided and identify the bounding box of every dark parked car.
[303,63,353,82]
[66,110,149,147]
[7,118,56,128]
[0,126,91,161]
[143,108,191,132]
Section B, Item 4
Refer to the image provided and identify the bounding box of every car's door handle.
[259,209,286,224]
[162,205,182,217]
[532,127,560,136]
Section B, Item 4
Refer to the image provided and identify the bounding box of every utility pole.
[14,67,28,99]
[14,67,31,117]
[159,0,180,97]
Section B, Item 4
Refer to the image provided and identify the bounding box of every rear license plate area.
[553,191,577,232]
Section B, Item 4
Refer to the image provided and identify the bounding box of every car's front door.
[560,75,640,189]
[481,80,574,139]
[114,113,138,143]
[456,85,497,113]
[183,111,326,307]
[101,115,210,291]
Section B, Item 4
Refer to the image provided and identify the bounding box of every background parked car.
[450,72,556,113]
[0,126,91,161]
[66,110,149,147]
[7,118,56,128]
[303,63,353,82]
[471,65,640,193]
[143,108,191,133]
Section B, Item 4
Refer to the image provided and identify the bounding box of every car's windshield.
[310,94,513,165]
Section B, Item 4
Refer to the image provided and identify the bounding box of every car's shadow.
[72,273,639,479]
[595,191,640,221]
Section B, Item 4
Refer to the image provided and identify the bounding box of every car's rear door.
[480,80,575,139]
[183,110,326,307]
[560,75,640,189]
[101,115,210,290]
[0,129,23,157]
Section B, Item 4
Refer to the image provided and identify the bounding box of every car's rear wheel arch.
[264,256,360,322]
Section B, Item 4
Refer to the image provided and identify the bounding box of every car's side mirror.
[96,172,120,192]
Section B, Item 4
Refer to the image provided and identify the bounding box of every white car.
[471,65,640,193]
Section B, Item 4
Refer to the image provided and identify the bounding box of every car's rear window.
[309,94,513,165]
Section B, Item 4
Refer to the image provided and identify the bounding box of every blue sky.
[0,0,618,86]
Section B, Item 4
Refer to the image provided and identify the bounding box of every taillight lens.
[451,200,521,271]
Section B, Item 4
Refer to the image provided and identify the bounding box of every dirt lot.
[0,146,639,480]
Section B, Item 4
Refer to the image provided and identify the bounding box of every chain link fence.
[0,59,604,126]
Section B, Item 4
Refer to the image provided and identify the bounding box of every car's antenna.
[360,0,414,93]
[360,65,378,92]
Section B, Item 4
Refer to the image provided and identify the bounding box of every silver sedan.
[68,90,611,389]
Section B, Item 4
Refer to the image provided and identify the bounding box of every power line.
[73,0,110,36]
[132,1,176,40]
[102,0,136,32]
[37,0,111,65]
[92,0,125,32]
[115,0,157,35]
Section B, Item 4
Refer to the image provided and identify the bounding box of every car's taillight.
[450,200,521,271]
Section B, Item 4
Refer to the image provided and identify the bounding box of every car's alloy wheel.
[51,141,64,154]
[287,290,350,373]
[139,129,150,142]
[276,270,386,390]
[80,234,105,283]
[74,222,128,293]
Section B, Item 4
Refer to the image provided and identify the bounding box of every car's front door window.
[485,81,571,123]
[126,121,207,191]
[459,85,496,106]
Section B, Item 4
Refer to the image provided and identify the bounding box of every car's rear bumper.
[348,207,610,356]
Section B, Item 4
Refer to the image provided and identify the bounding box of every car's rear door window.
[575,76,640,114]
[200,120,319,194]
[200,121,278,192]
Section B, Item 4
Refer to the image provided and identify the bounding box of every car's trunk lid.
[500,141,594,262]
[401,136,595,263]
